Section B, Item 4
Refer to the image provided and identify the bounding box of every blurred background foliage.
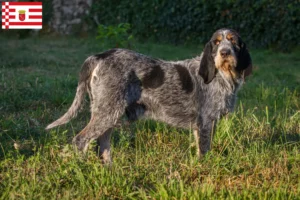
[96,23,134,48]
[1,0,299,51]
[90,0,299,51]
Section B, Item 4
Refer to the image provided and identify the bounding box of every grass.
[0,35,299,199]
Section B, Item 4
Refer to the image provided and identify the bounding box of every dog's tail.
[45,81,86,130]
[45,56,98,130]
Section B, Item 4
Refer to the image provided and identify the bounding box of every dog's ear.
[237,41,252,78]
[199,42,216,84]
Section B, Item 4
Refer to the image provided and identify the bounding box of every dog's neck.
[216,69,243,92]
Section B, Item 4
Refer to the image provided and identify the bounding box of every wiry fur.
[46,28,252,164]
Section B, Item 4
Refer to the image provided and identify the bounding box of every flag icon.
[2,2,42,29]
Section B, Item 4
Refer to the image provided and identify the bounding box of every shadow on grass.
[269,132,300,145]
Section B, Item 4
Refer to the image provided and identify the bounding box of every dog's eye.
[215,40,220,45]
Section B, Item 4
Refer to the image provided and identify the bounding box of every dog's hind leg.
[72,110,121,155]
[73,63,139,160]
[72,75,126,156]
[95,128,113,164]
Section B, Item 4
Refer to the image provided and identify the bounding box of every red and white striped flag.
[1,2,42,29]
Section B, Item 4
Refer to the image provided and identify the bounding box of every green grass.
[0,35,299,199]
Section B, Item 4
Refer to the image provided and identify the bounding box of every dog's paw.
[72,136,89,153]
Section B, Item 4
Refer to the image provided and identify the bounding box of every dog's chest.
[197,79,237,119]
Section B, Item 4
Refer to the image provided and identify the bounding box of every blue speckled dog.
[46,28,252,164]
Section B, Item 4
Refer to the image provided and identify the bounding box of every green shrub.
[96,23,134,48]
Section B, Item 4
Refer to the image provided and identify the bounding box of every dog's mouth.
[220,60,233,71]
[216,56,236,71]
[215,55,240,81]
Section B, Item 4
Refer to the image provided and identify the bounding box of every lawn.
[0,35,299,199]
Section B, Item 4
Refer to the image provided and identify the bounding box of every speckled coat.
[46,28,252,164]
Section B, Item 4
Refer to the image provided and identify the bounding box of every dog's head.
[199,28,252,84]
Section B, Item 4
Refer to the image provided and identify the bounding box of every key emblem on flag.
[1,2,42,29]
[19,10,26,21]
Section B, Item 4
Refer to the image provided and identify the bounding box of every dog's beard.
[215,54,237,70]
[215,54,238,80]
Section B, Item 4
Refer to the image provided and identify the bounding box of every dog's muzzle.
[220,48,231,58]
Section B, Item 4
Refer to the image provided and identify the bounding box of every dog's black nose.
[220,49,231,58]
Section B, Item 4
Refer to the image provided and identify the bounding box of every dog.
[46,28,252,164]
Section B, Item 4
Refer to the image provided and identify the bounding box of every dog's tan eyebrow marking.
[216,34,223,41]
[226,33,235,41]
[142,64,165,89]
[213,34,223,45]
[217,35,223,41]
[174,64,194,93]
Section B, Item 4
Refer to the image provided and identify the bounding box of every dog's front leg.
[196,117,215,157]
[193,129,201,158]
